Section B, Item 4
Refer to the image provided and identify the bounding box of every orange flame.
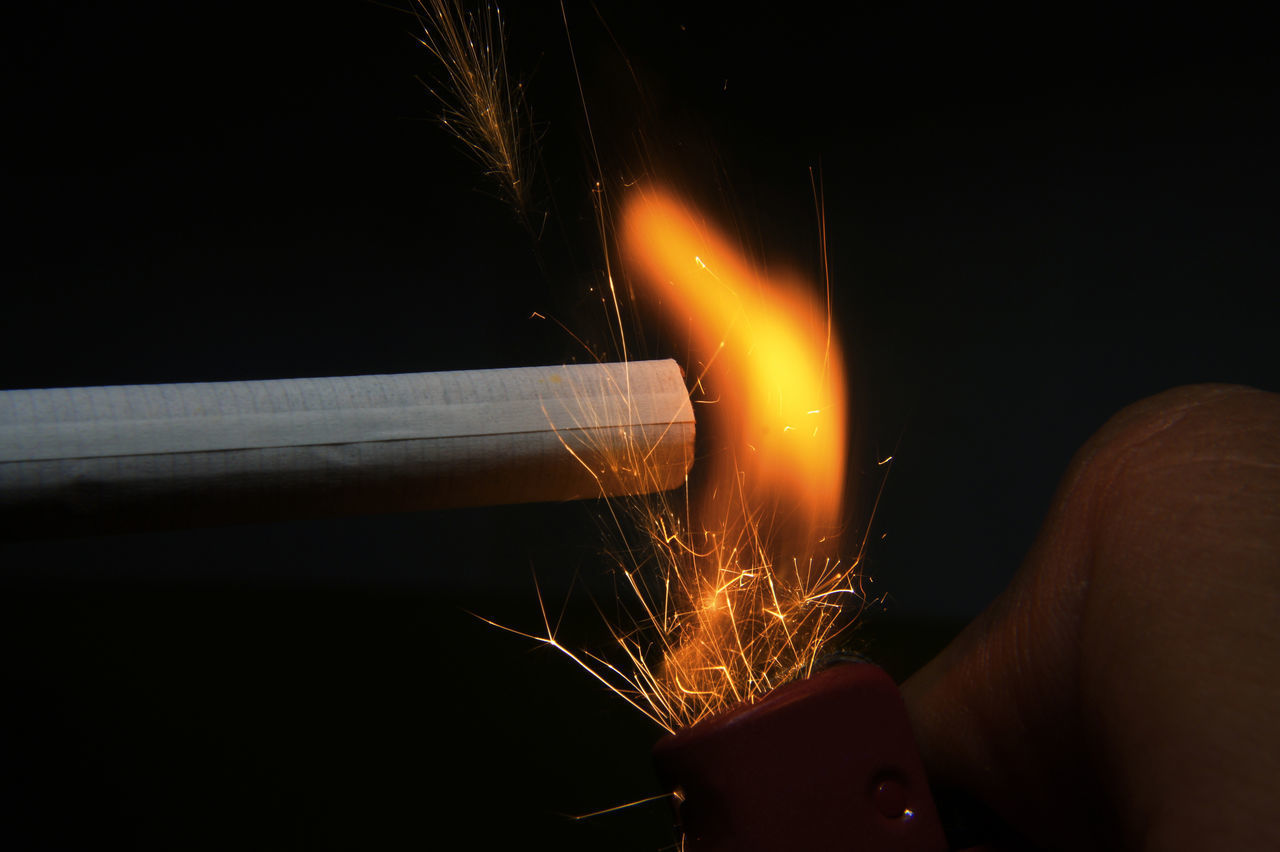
[491,183,860,733]
[621,185,846,551]
[600,184,858,727]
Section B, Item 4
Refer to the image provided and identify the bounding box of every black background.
[2,2,1276,849]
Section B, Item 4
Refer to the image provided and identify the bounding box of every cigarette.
[0,359,694,537]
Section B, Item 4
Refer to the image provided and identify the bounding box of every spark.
[413,0,534,225]
[565,792,673,821]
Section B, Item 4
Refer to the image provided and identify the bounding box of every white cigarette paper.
[0,360,694,536]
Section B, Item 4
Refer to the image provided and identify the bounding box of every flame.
[593,184,857,729]
[471,185,863,733]
[621,186,846,552]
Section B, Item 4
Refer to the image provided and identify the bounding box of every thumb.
[900,385,1280,852]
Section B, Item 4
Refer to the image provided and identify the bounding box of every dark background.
[2,2,1275,849]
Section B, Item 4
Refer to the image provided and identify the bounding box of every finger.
[901,384,1280,851]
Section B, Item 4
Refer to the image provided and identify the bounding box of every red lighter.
[652,662,952,852]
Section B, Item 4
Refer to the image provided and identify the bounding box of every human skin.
[901,385,1280,851]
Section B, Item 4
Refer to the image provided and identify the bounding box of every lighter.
[652,661,954,852]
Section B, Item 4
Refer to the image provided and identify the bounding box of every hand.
[901,384,1280,851]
